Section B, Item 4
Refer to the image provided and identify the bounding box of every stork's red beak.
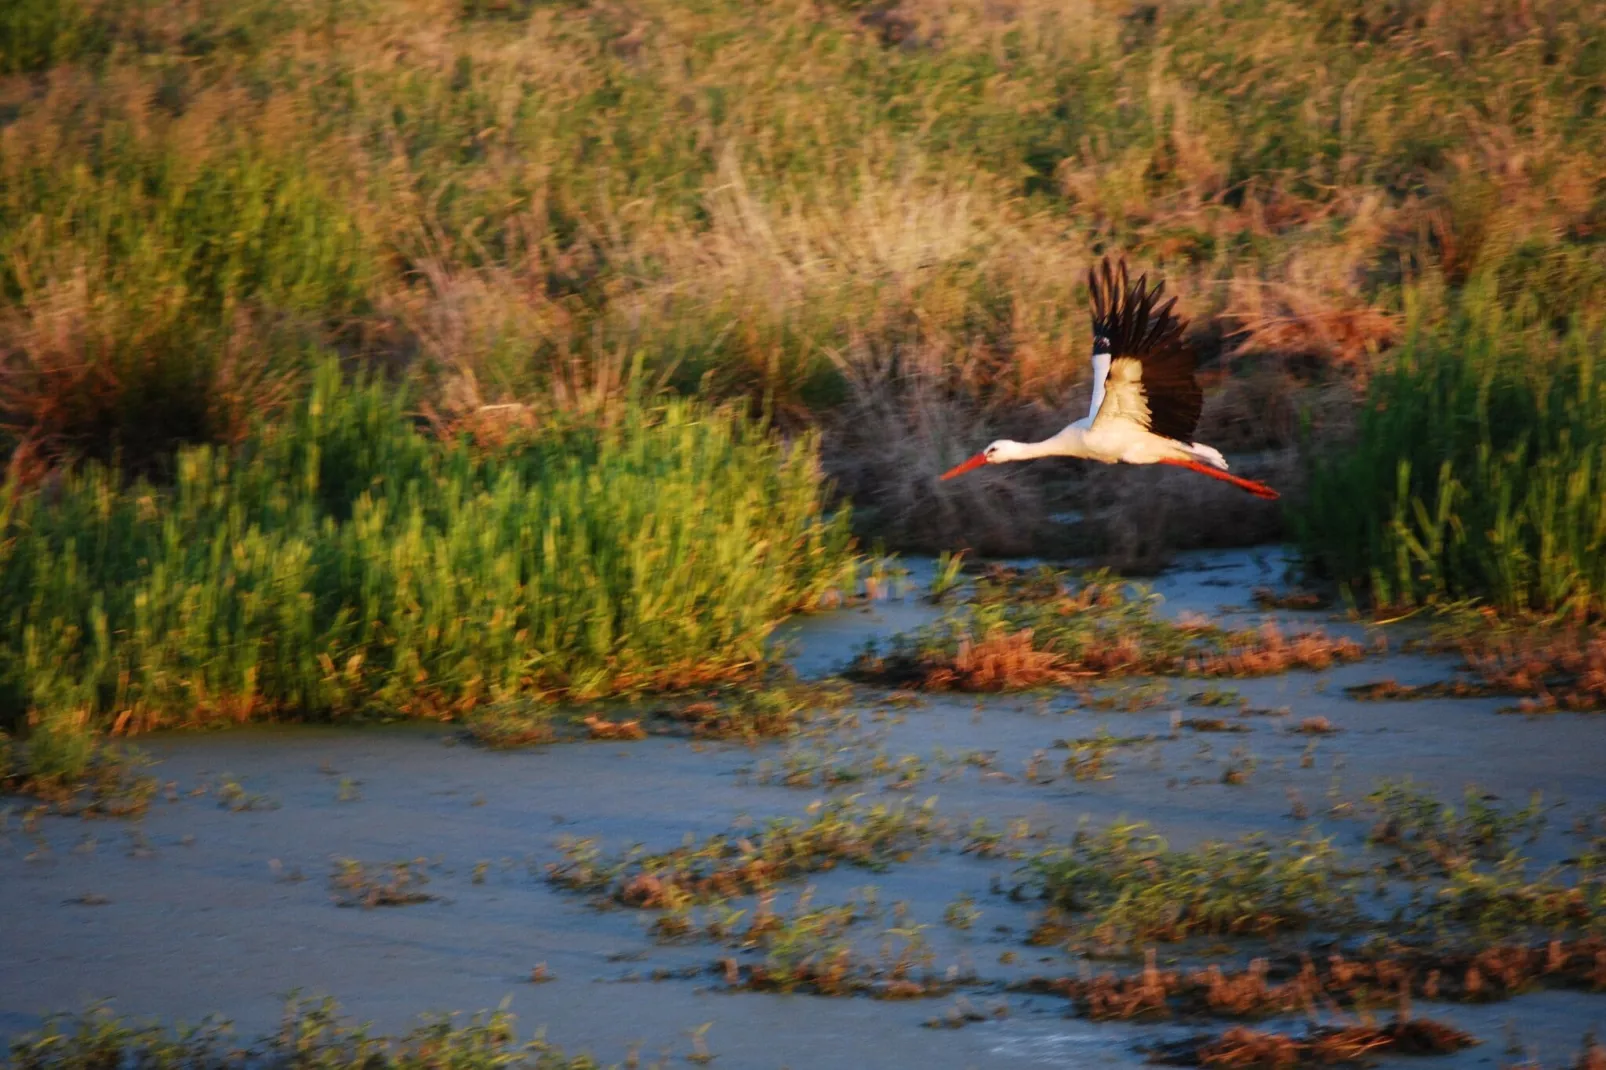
[940,452,988,481]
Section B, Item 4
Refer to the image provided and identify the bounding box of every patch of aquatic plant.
[961,816,1050,861]
[1145,1017,1476,1068]
[1364,779,1547,874]
[639,882,958,999]
[749,716,998,793]
[1189,687,1246,708]
[1296,286,1606,618]
[749,742,876,791]
[0,362,856,752]
[1415,854,1606,943]
[1019,937,1606,1026]
[648,879,869,947]
[1344,679,1502,702]
[966,564,1085,606]
[751,740,933,793]
[3,997,625,1070]
[0,723,156,816]
[1250,587,1331,611]
[547,796,944,907]
[922,997,1010,1030]
[728,886,871,949]
[1077,679,1173,712]
[1038,729,1158,783]
[1351,607,1606,713]
[716,904,956,1000]
[1323,779,1606,943]
[1461,630,1606,715]
[1179,718,1252,733]
[464,701,560,750]
[212,775,279,812]
[329,858,439,909]
[1018,821,1355,949]
[661,679,854,741]
[848,571,1367,691]
[927,552,970,604]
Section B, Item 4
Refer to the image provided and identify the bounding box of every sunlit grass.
[1295,281,1606,617]
[0,360,856,741]
[3,0,1604,550]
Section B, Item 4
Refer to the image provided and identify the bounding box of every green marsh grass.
[1296,282,1606,617]
[0,361,855,740]
[6,0,1606,552]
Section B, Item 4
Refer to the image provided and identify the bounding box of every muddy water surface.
[3,549,1603,1068]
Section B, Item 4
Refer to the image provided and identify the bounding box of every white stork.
[940,257,1280,501]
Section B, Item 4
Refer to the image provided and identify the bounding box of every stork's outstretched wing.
[1085,258,1202,444]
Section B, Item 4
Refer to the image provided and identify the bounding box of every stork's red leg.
[1156,458,1281,500]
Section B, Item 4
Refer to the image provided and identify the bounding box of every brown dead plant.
[1148,1017,1474,1068]
[919,627,1079,691]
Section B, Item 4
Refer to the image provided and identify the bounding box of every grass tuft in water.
[4,997,622,1070]
[547,796,943,907]
[1019,820,1355,949]
[849,568,1366,691]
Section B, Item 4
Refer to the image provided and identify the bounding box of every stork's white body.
[978,350,1228,469]
[939,257,1279,501]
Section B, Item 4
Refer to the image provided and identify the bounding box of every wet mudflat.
[2,549,1603,1069]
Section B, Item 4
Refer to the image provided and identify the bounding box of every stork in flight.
[939,258,1280,500]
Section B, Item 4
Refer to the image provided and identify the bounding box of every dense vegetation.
[1297,285,1606,617]
[2,0,1605,771]
[0,361,853,780]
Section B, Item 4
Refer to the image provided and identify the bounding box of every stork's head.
[939,439,1021,480]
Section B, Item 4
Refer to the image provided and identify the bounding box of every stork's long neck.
[1010,423,1090,461]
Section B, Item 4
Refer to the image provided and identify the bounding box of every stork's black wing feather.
[1086,257,1202,444]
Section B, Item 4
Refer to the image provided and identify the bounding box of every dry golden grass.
[4,0,1605,556]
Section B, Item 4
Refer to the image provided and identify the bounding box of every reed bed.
[0,361,855,779]
[1295,284,1606,617]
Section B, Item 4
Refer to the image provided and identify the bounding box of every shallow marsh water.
[2,548,1603,1068]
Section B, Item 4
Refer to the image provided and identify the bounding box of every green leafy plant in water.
[1020,820,1355,948]
[4,997,612,1070]
[1365,778,1547,874]
[547,795,943,906]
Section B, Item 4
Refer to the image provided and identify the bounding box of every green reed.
[0,360,856,741]
[1296,279,1606,617]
